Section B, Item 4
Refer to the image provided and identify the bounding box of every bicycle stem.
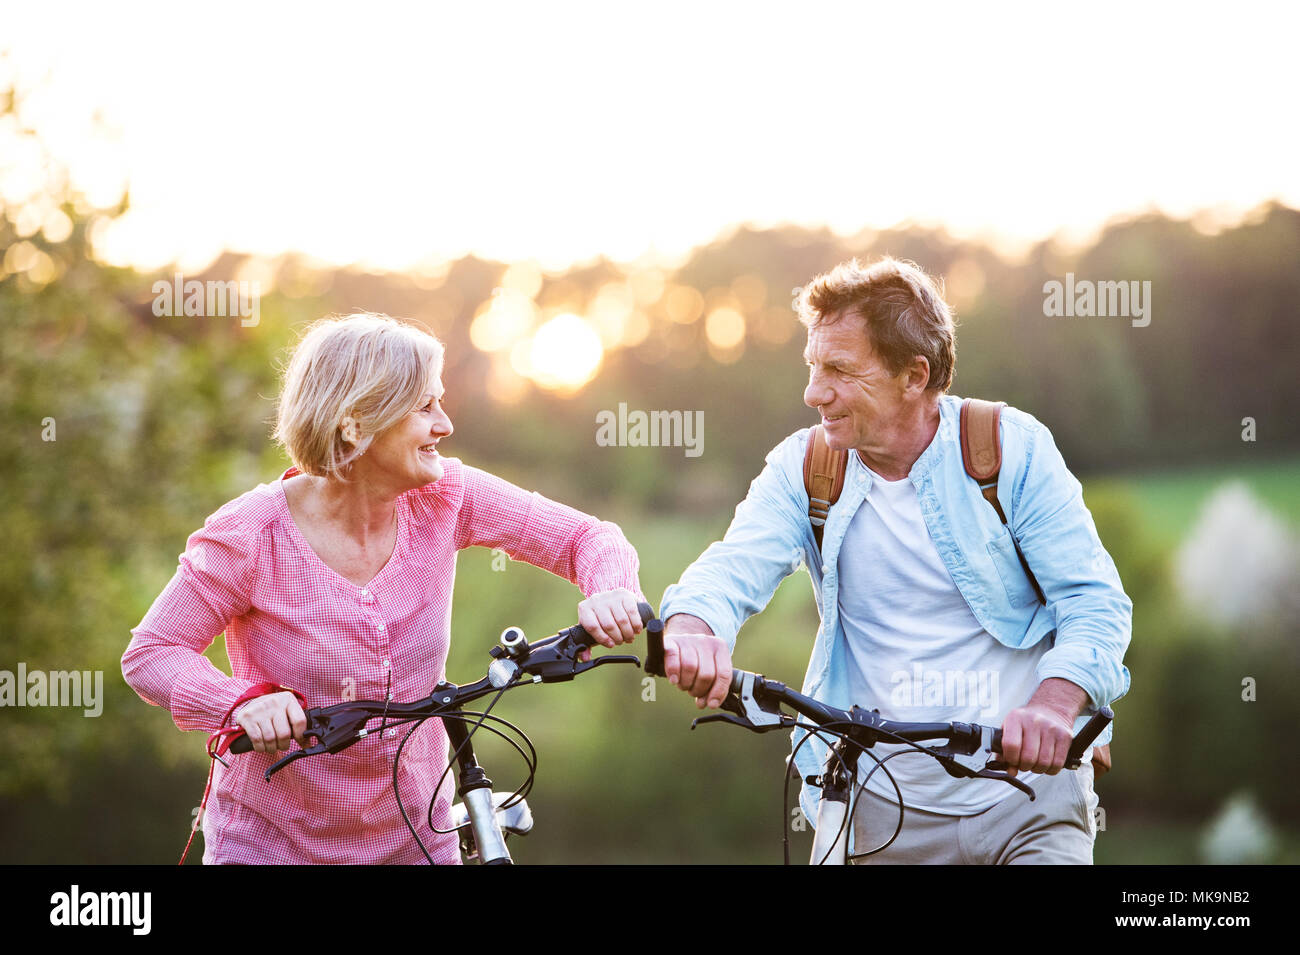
[445,714,512,865]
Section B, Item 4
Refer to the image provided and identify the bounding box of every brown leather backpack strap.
[803,425,847,550]
[960,398,1007,521]
[961,398,1046,605]
[1092,743,1112,777]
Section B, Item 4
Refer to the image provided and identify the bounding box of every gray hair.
[797,257,956,392]
[274,313,444,477]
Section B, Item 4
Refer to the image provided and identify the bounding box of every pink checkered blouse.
[122,458,642,864]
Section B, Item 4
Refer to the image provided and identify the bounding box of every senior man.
[659,257,1130,864]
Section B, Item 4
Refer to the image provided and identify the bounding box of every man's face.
[802,310,909,453]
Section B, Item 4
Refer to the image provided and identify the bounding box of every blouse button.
[377,622,386,632]
[382,659,391,668]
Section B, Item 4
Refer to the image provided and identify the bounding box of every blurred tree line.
[427,205,1300,516]
[2,84,1298,862]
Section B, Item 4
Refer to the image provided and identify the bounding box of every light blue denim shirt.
[660,394,1132,826]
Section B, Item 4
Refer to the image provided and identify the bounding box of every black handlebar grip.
[1066,705,1113,766]
[989,705,1113,765]
[640,602,666,677]
[566,602,658,650]
[228,733,306,756]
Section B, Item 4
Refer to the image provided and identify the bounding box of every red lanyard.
[179,682,307,866]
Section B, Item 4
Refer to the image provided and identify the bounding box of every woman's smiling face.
[360,368,453,489]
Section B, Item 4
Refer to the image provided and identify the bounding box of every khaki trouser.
[849,763,1098,864]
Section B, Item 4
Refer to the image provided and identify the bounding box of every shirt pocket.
[986,534,1039,608]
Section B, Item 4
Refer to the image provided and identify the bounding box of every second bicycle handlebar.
[640,622,1109,772]
[722,667,1112,772]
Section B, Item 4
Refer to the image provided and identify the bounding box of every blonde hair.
[797,257,956,392]
[274,313,444,477]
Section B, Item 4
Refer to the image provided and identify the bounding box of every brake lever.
[930,752,1037,800]
[571,654,640,678]
[265,745,324,779]
[729,671,785,728]
[690,711,792,733]
[691,671,794,733]
[527,640,641,683]
[928,722,1036,800]
[526,610,661,683]
[971,766,1036,800]
[261,701,400,780]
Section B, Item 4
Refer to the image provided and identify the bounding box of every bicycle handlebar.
[227,603,656,765]
[715,667,1112,771]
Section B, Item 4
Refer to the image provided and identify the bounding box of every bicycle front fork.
[810,738,859,865]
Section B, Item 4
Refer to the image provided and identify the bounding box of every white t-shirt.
[838,454,1047,814]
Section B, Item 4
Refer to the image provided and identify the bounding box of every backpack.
[802,397,1112,776]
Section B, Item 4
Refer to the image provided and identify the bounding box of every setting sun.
[519,312,603,392]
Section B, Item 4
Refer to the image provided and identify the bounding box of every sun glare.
[524,313,604,392]
[470,288,536,352]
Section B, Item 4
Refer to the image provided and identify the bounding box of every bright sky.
[4,1,1298,273]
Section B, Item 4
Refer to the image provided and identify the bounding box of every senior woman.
[122,312,644,864]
